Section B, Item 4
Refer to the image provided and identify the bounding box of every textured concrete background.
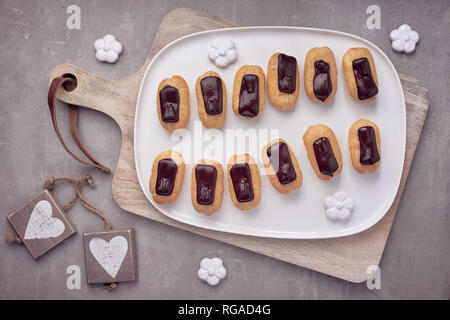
[0,0,449,299]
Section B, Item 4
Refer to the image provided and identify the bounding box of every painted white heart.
[89,236,128,278]
[24,200,65,240]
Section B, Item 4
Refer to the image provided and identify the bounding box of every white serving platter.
[134,27,406,239]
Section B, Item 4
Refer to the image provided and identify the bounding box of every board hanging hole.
[61,73,77,92]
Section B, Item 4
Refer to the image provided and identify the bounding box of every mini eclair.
[261,139,302,194]
[267,53,300,110]
[348,119,381,174]
[232,65,265,119]
[303,124,343,181]
[342,47,379,103]
[191,159,224,215]
[227,153,261,211]
[195,71,227,129]
[157,75,190,131]
[304,47,337,103]
[149,150,185,204]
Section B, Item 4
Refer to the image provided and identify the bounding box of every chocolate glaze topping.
[278,53,297,94]
[313,137,339,176]
[238,74,259,117]
[358,126,380,165]
[267,142,297,185]
[155,158,178,196]
[230,163,254,202]
[200,76,223,115]
[159,85,180,122]
[313,60,332,101]
[352,58,378,100]
[195,164,218,205]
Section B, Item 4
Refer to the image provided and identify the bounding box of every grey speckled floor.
[0,0,449,299]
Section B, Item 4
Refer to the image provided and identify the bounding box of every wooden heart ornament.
[83,229,137,284]
[24,200,65,240]
[7,190,77,259]
[89,236,128,278]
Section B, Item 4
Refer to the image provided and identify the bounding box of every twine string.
[75,174,112,231]
[43,176,78,211]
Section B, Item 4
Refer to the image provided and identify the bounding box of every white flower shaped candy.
[94,34,123,63]
[208,38,237,68]
[390,24,420,54]
[197,257,227,286]
[324,191,354,221]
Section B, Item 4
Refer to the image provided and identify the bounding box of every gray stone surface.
[0,0,449,299]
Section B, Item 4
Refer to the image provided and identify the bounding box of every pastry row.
[157,47,379,131]
[149,119,381,214]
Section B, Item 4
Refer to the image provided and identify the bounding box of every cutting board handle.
[48,62,142,176]
[48,63,143,129]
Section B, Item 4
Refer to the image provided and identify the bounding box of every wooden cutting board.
[49,8,429,282]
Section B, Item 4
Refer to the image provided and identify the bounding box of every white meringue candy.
[324,191,355,221]
[390,24,419,54]
[198,257,227,286]
[94,34,123,63]
[208,38,237,68]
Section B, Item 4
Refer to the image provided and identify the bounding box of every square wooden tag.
[83,228,137,284]
[7,190,77,259]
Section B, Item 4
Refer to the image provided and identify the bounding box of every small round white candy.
[94,34,122,63]
[390,25,419,53]
[198,257,227,286]
[208,38,237,68]
[324,191,354,221]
